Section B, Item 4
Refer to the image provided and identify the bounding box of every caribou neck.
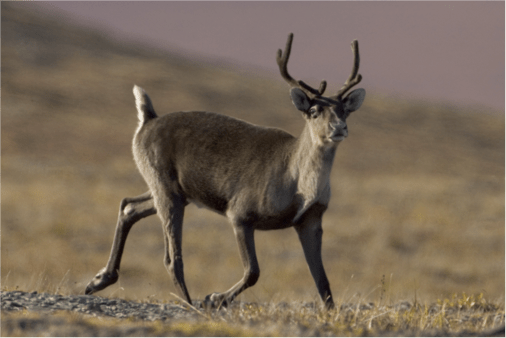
[289,124,338,221]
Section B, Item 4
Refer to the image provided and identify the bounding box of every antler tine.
[335,40,362,100]
[299,79,327,96]
[276,33,327,97]
[318,81,327,94]
[276,33,299,88]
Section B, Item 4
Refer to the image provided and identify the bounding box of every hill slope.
[3,3,502,176]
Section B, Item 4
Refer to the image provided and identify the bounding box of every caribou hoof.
[202,293,229,310]
[84,268,118,295]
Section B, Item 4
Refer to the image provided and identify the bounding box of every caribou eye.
[309,106,321,118]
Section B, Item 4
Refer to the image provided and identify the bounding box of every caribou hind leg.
[85,191,156,295]
[157,192,192,304]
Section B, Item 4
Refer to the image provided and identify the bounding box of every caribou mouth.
[330,135,346,142]
[329,130,347,142]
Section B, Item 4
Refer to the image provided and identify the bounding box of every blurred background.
[2,2,504,305]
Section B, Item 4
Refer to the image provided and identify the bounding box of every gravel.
[1,290,200,321]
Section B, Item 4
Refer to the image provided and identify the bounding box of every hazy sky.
[33,1,504,111]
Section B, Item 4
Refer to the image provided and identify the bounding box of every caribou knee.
[244,267,260,288]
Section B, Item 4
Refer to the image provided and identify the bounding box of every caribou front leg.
[294,209,335,310]
[204,223,259,308]
[85,191,156,295]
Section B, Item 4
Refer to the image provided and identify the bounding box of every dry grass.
[1,293,504,336]
[1,3,504,335]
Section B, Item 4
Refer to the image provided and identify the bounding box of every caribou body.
[85,33,365,309]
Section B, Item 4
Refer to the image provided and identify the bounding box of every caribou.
[85,33,365,310]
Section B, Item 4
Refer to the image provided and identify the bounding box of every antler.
[334,40,362,100]
[276,33,327,97]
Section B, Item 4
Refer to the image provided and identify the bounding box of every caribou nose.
[329,121,348,141]
[330,121,347,132]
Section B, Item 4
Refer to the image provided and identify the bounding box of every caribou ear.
[343,88,365,113]
[290,88,311,112]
